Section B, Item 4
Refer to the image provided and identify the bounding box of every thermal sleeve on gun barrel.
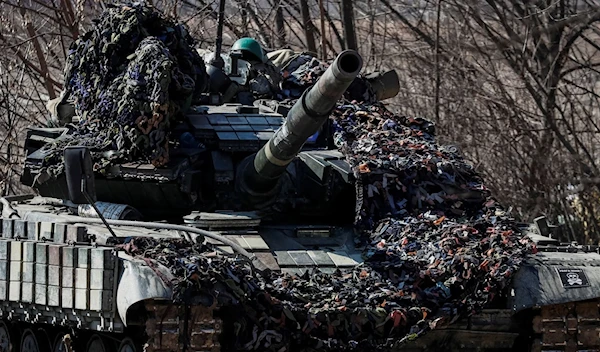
[238,50,363,197]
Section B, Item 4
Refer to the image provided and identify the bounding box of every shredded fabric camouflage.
[330,102,482,230]
[280,54,378,104]
[36,11,536,349]
[40,3,207,177]
[118,95,536,351]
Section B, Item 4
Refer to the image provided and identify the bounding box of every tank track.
[532,298,600,352]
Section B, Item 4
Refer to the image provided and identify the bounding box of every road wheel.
[0,321,13,352]
[20,329,50,352]
[117,338,137,352]
[85,336,107,352]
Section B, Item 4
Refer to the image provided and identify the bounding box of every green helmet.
[231,37,265,63]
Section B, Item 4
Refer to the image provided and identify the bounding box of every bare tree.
[372,0,600,242]
[3,0,600,243]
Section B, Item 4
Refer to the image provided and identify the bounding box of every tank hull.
[2,198,600,351]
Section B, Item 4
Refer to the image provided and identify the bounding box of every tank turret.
[236,50,363,207]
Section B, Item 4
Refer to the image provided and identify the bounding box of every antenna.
[211,0,226,69]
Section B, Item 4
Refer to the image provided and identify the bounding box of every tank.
[4,30,600,352]
[0,50,360,352]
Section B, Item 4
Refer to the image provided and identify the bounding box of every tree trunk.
[341,0,356,50]
[300,0,317,53]
[241,0,249,37]
[318,0,327,59]
[324,3,345,51]
[20,8,56,99]
[275,0,286,47]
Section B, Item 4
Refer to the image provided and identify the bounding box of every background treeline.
[2,0,600,243]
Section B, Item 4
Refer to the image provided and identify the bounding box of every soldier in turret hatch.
[229,37,282,100]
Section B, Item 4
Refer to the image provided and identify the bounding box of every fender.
[116,253,174,325]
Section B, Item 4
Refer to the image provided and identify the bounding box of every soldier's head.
[231,37,266,63]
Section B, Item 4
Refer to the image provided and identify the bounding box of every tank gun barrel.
[237,50,363,206]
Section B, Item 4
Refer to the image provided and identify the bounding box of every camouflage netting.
[118,78,536,351]
[39,3,207,178]
[36,7,536,350]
